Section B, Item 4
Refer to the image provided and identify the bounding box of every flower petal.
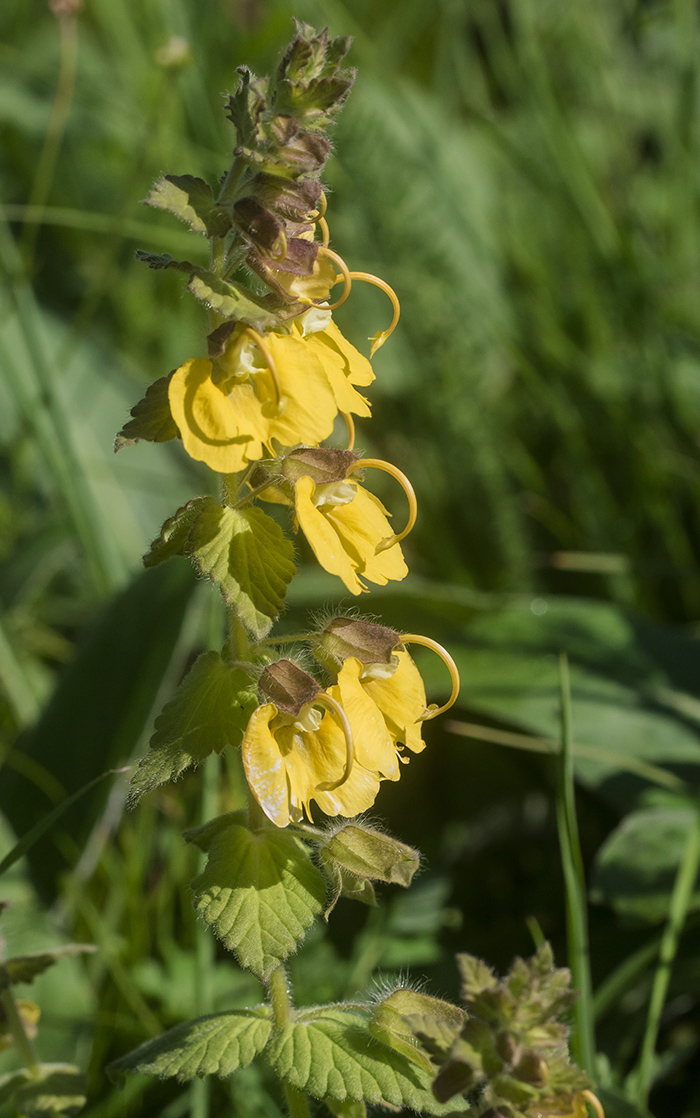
[327,486,408,587]
[264,333,339,448]
[334,657,399,780]
[169,358,268,473]
[320,322,375,387]
[241,705,291,826]
[362,650,427,753]
[294,476,364,594]
[303,333,372,417]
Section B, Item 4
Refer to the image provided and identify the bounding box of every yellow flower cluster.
[166,198,459,826]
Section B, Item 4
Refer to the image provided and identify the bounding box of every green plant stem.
[555,652,595,1074]
[632,807,700,1109]
[0,988,41,1079]
[190,752,220,1118]
[267,967,311,1118]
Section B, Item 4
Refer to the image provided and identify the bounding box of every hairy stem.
[267,967,312,1118]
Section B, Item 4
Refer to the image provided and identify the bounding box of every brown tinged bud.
[495,1031,522,1067]
[512,1050,550,1086]
[282,447,358,486]
[258,660,321,716]
[313,617,401,669]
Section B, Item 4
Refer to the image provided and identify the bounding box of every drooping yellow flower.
[293,474,408,594]
[242,703,383,827]
[168,322,373,474]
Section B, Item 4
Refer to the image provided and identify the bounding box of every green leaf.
[114,374,179,450]
[187,272,277,330]
[591,806,700,922]
[13,1065,86,1117]
[268,1007,451,1111]
[144,176,232,238]
[128,652,258,803]
[191,503,296,639]
[143,497,212,568]
[192,823,324,980]
[145,500,296,639]
[107,1008,272,1084]
[1,944,96,987]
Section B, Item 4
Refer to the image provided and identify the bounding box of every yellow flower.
[242,698,381,828]
[168,322,372,474]
[293,474,408,594]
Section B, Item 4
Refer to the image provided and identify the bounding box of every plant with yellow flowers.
[107,23,602,1118]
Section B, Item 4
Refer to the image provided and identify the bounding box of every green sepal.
[107,1008,272,1084]
[115,373,179,451]
[144,499,296,639]
[191,822,324,980]
[370,991,464,1076]
[267,1006,452,1112]
[322,823,420,887]
[128,652,258,804]
[319,852,376,919]
[8,1065,86,1118]
[187,272,278,330]
[0,945,96,989]
[403,1012,466,1067]
[144,175,232,238]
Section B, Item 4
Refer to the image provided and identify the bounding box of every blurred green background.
[2,0,700,1115]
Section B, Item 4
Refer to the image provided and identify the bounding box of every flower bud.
[495,1031,522,1067]
[513,1049,550,1086]
[313,617,400,670]
[282,447,358,486]
[258,660,321,716]
[323,822,419,886]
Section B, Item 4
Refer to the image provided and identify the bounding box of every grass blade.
[555,652,595,1073]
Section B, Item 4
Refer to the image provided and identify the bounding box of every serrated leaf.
[192,823,324,980]
[129,652,257,803]
[187,272,277,330]
[1,944,96,987]
[115,374,179,450]
[143,497,213,568]
[145,175,232,238]
[191,503,296,639]
[107,1008,272,1084]
[268,1007,452,1111]
[13,1065,86,1118]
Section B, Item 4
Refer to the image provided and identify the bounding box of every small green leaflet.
[129,652,258,803]
[267,1007,452,1112]
[0,944,96,988]
[191,823,324,980]
[115,374,179,450]
[144,499,296,640]
[107,1008,272,1084]
[144,175,232,238]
